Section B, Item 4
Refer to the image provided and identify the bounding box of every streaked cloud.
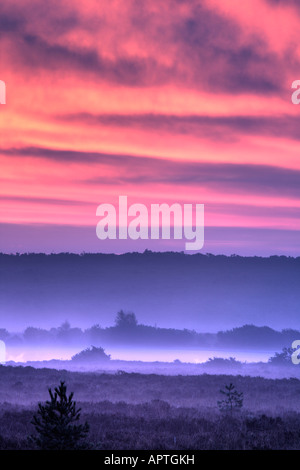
[1,0,300,255]
[56,113,300,142]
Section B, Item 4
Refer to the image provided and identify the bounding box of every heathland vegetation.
[0,366,300,449]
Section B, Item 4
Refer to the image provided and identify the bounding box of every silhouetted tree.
[217,383,243,414]
[115,310,138,328]
[30,381,90,450]
[86,324,103,342]
[23,327,51,344]
[0,329,9,341]
[59,321,71,331]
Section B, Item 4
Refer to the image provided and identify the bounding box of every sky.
[1,0,300,256]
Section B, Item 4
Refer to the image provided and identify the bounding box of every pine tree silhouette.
[30,381,90,450]
[217,383,243,414]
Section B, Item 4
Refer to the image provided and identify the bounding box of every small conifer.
[30,381,90,450]
[217,383,243,414]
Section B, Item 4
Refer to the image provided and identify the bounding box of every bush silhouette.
[30,381,90,450]
[268,347,294,365]
[71,345,110,363]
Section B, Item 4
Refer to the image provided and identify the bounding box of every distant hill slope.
[0,252,299,331]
